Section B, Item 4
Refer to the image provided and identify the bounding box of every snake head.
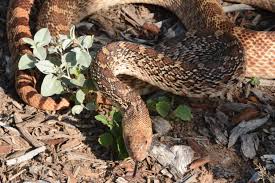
[122,103,153,161]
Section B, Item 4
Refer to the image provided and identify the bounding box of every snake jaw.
[124,132,152,161]
[122,103,153,161]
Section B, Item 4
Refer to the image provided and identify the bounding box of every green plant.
[250,77,260,86]
[146,95,192,121]
[19,27,127,159]
[18,27,96,114]
[95,107,128,160]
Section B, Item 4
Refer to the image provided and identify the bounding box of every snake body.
[7,0,275,161]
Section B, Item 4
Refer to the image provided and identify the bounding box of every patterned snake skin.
[7,0,275,161]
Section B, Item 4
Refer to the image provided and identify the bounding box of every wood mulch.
[0,0,275,182]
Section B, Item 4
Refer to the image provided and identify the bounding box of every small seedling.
[96,107,128,160]
[249,77,260,86]
[147,95,192,122]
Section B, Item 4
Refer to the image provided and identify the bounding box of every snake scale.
[7,0,275,161]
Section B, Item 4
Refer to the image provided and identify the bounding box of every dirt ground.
[0,0,275,182]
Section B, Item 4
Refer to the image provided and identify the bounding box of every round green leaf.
[22,38,35,46]
[146,98,157,111]
[95,115,112,129]
[98,132,113,148]
[70,74,85,87]
[33,46,47,60]
[83,79,96,90]
[48,46,58,54]
[158,96,170,102]
[35,60,55,74]
[174,105,192,121]
[18,54,37,70]
[64,52,77,66]
[112,111,122,125]
[77,36,85,44]
[76,89,85,104]
[156,101,171,117]
[69,67,80,77]
[86,102,96,111]
[75,50,91,68]
[81,35,94,49]
[62,39,73,50]
[72,105,84,115]
[34,28,52,46]
[41,74,64,96]
[72,47,81,52]
[116,135,128,160]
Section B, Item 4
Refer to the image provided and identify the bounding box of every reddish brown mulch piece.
[232,107,261,124]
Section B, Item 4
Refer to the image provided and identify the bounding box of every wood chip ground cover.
[0,0,275,182]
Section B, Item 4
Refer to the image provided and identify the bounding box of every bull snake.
[7,0,275,161]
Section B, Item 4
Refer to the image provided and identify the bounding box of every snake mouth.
[131,153,147,162]
[124,134,152,161]
[127,144,150,161]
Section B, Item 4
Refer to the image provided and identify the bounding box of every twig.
[36,134,83,140]
[6,146,46,166]
[189,156,211,169]
[17,125,45,147]
[73,166,81,177]
[223,4,254,13]
[8,169,26,181]
[20,112,45,127]
[0,122,20,135]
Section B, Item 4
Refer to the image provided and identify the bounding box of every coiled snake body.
[7,0,275,161]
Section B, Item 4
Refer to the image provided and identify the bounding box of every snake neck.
[93,33,245,100]
[92,47,153,161]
